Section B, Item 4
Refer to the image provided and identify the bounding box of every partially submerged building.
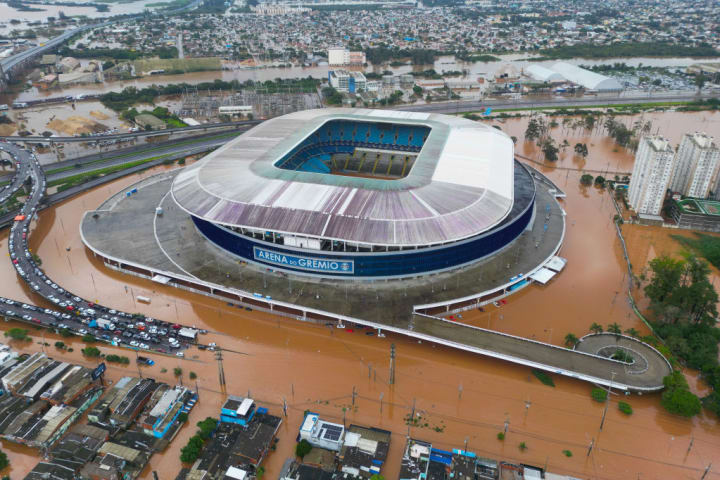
[300,413,345,452]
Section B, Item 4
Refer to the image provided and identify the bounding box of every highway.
[1,141,198,355]
[0,131,239,186]
[0,120,257,143]
[0,0,203,80]
[397,92,715,114]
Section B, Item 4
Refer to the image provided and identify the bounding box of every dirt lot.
[46,115,108,135]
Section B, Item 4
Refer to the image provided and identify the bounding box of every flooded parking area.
[1,110,720,479]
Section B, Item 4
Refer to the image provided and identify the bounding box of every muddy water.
[12,52,720,103]
[1,112,720,479]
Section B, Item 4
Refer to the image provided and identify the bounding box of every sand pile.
[46,116,107,135]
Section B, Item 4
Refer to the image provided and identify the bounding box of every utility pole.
[600,372,617,432]
[686,435,694,456]
[352,386,356,406]
[587,438,594,457]
[701,463,712,480]
[379,392,384,413]
[216,350,226,392]
[389,344,396,385]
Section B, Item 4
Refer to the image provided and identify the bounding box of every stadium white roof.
[525,64,565,83]
[550,62,623,91]
[171,108,515,247]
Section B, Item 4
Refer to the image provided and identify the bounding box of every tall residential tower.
[628,136,675,216]
[670,132,720,198]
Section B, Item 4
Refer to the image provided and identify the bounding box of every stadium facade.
[171,109,536,279]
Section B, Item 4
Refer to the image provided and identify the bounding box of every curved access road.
[2,140,195,354]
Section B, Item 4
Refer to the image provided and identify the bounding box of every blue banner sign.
[92,362,106,380]
[253,247,354,274]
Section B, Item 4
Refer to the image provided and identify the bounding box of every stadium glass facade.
[192,163,536,279]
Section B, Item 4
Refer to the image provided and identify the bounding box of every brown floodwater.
[1,111,720,479]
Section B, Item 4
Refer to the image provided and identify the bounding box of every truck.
[178,327,198,342]
[96,318,115,330]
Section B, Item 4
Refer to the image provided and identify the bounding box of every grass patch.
[49,156,167,191]
[45,131,239,176]
[672,232,720,269]
[531,369,555,387]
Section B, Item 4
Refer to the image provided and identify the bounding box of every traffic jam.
[2,140,203,356]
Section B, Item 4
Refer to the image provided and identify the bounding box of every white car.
[129,340,139,347]
[176,352,184,357]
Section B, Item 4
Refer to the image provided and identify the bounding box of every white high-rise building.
[328,48,350,66]
[670,132,720,198]
[628,136,675,216]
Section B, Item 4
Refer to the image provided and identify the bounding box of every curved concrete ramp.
[411,315,671,392]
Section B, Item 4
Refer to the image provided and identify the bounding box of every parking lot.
[1,140,203,356]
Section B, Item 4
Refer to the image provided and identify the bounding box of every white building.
[328,47,350,66]
[525,64,565,83]
[671,132,720,198]
[628,136,675,216]
[328,70,366,93]
[550,62,623,91]
[299,413,345,451]
[328,48,366,66]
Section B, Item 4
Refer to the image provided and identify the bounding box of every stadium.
[170,108,537,279]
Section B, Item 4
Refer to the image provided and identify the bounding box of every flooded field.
[1,111,720,479]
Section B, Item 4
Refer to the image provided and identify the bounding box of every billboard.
[253,247,354,274]
[92,362,106,380]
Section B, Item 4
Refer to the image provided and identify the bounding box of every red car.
[346,328,354,333]
[12,259,18,264]
[172,324,181,329]
[65,305,74,311]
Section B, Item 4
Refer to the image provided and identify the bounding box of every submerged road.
[1,141,196,354]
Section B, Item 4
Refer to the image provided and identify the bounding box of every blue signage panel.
[253,247,354,274]
[92,362,106,380]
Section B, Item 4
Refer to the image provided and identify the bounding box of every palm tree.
[564,333,579,348]
[589,322,603,334]
[607,323,622,334]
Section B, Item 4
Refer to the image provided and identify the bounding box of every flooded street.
[1,111,720,479]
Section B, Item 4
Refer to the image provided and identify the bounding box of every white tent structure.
[550,62,623,91]
[525,64,565,83]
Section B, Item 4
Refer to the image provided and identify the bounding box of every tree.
[644,255,718,325]
[607,323,622,334]
[60,328,73,338]
[661,372,701,417]
[256,467,266,480]
[82,333,96,343]
[591,388,608,402]
[624,327,639,338]
[189,371,197,380]
[82,346,101,357]
[541,138,559,162]
[177,412,189,423]
[4,327,29,341]
[618,401,633,415]
[564,333,579,348]
[180,434,204,463]
[518,441,527,451]
[573,143,588,158]
[296,439,313,459]
[54,341,65,349]
[174,367,183,378]
[594,175,606,187]
[589,322,603,334]
[524,118,542,142]
[695,74,706,92]
[0,449,7,470]
[197,417,218,439]
[580,174,594,186]
[412,85,423,96]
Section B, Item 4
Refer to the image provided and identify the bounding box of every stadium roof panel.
[172,108,515,246]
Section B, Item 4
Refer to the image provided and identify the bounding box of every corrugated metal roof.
[172,108,515,246]
[550,62,623,91]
